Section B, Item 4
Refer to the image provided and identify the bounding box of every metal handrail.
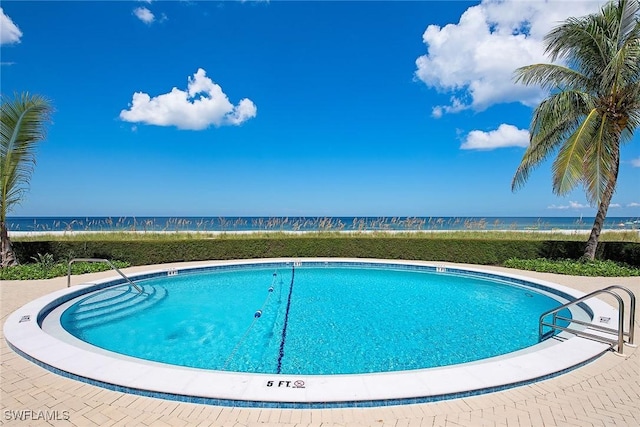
[539,285,635,353]
[67,258,143,293]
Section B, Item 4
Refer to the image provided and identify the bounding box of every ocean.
[5,216,640,233]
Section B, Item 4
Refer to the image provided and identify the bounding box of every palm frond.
[601,19,640,94]
[531,90,593,143]
[544,16,609,76]
[0,93,53,221]
[551,108,600,196]
[616,0,640,50]
[623,81,640,137]
[582,113,617,204]
[511,90,592,191]
[514,63,590,91]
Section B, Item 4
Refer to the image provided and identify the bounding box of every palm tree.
[512,0,640,260]
[1,92,53,267]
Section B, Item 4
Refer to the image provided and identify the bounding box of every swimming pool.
[4,259,615,408]
[60,264,573,375]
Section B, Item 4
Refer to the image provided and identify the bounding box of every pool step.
[543,318,630,351]
[72,286,142,314]
[64,285,168,330]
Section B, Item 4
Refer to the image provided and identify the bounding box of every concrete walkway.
[1,261,638,426]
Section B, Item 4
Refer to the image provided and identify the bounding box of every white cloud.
[133,7,155,24]
[415,0,604,115]
[431,97,469,118]
[461,123,529,150]
[631,157,640,167]
[547,201,590,210]
[609,203,621,209]
[1,8,22,45]
[120,68,257,130]
[627,202,640,208]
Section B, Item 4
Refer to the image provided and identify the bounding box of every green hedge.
[11,238,640,267]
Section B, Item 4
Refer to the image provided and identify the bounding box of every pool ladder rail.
[67,258,143,294]
[539,285,636,354]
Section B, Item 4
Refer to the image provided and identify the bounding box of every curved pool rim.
[4,258,616,408]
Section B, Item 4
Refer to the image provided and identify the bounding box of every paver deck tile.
[516,412,533,427]
[594,406,634,421]
[178,399,202,419]
[612,400,640,417]
[458,396,489,412]
[82,405,113,425]
[115,404,144,420]
[570,401,594,418]
[108,414,142,426]
[206,405,235,424]
[389,404,415,421]
[405,418,425,427]
[67,413,96,427]
[264,409,284,425]
[605,402,636,418]
[191,418,214,427]
[431,414,447,426]
[266,408,284,424]
[201,405,229,423]
[160,397,190,417]
[111,393,139,409]
[188,399,210,420]
[142,417,176,427]
[401,403,427,420]
[232,406,255,424]
[100,404,129,423]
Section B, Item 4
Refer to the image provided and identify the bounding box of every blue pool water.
[61,265,571,375]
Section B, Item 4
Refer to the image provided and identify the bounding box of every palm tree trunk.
[583,193,610,260]
[583,146,620,261]
[1,221,18,267]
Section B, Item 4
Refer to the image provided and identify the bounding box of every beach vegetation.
[503,257,640,276]
[0,92,53,267]
[512,0,640,260]
[31,252,55,272]
[4,234,639,279]
[9,229,639,243]
[6,215,639,237]
[0,257,129,280]
[7,235,639,278]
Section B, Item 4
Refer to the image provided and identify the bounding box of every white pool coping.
[4,258,615,407]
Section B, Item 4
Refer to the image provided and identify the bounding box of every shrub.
[0,259,130,280]
[5,235,638,280]
[502,258,640,276]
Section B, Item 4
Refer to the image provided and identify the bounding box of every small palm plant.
[1,92,53,267]
[512,0,640,260]
[31,252,55,272]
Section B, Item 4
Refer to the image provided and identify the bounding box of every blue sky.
[1,0,638,217]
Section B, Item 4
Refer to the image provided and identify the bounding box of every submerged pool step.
[72,285,156,317]
[72,286,141,314]
[65,285,168,329]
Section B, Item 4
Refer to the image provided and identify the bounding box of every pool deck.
[1,261,639,426]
